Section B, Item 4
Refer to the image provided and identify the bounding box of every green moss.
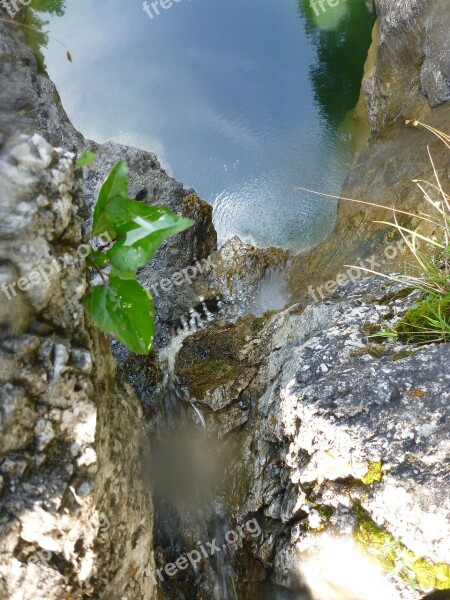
[382,312,395,321]
[378,287,415,305]
[175,314,268,399]
[354,516,396,571]
[362,323,380,336]
[361,323,387,343]
[179,359,246,399]
[316,505,333,520]
[392,350,414,361]
[354,509,450,590]
[395,296,450,343]
[120,350,163,386]
[365,346,388,359]
[413,558,450,589]
[350,345,389,359]
[360,462,383,485]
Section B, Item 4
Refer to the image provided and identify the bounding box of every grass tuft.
[298,121,450,344]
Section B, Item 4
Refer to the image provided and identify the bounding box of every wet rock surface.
[208,236,290,319]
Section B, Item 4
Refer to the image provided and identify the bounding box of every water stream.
[150,312,237,598]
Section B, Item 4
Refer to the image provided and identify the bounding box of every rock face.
[0,10,217,599]
[176,277,450,599]
[0,133,157,599]
[0,15,162,598]
[0,13,83,151]
[367,0,450,128]
[208,237,290,319]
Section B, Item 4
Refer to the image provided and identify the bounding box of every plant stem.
[86,257,108,286]
[0,18,72,61]
[97,235,124,251]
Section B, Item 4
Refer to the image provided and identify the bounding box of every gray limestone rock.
[0,133,157,599]
[176,278,449,599]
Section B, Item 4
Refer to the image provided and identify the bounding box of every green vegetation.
[304,122,449,344]
[354,510,450,591]
[76,150,97,168]
[392,350,415,361]
[375,123,450,343]
[395,295,450,343]
[375,124,450,343]
[84,160,193,354]
[11,0,67,71]
[351,122,449,344]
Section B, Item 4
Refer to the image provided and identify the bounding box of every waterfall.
[148,298,238,599]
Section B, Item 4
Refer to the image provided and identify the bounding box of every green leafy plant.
[84,160,193,354]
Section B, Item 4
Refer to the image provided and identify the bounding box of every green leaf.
[110,265,136,280]
[105,200,194,271]
[84,277,154,354]
[93,161,129,236]
[100,195,151,231]
[76,150,97,167]
[87,249,109,269]
[368,331,398,339]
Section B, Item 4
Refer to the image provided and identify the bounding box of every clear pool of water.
[41,0,374,252]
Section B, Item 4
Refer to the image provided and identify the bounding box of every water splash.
[156,295,225,433]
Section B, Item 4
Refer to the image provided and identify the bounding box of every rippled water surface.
[41,0,375,251]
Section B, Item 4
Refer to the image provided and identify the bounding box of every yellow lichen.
[354,510,450,591]
[360,462,383,485]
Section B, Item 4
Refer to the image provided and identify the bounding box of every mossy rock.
[354,516,397,572]
[178,359,249,400]
[378,287,415,305]
[354,509,450,590]
[392,350,415,361]
[396,296,450,343]
[175,313,271,399]
[365,346,389,359]
[362,323,378,335]
[316,504,333,520]
[120,350,163,387]
[361,323,392,345]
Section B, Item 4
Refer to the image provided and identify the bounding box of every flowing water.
[39,0,375,252]
[151,315,237,598]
